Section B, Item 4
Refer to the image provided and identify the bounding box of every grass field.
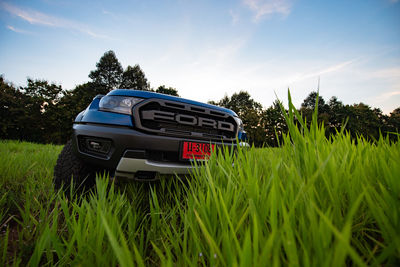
[0,97,399,266]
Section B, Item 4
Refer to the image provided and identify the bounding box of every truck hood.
[108,89,238,117]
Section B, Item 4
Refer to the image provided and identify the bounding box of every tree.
[120,65,150,90]
[300,91,330,135]
[22,79,64,143]
[155,85,179,96]
[301,91,328,113]
[211,91,265,147]
[24,78,63,102]
[263,100,288,146]
[328,97,344,127]
[0,76,66,143]
[346,103,383,141]
[326,96,349,136]
[377,107,399,142]
[386,108,400,141]
[89,50,123,91]
[212,91,262,116]
[388,108,400,131]
[0,76,31,140]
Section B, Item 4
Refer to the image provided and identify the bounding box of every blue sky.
[0,0,399,113]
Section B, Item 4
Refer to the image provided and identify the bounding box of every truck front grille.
[133,99,237,141]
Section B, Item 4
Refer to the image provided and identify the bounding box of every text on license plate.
[181,141,215,160]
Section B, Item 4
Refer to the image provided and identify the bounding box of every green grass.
[0,94,399,266]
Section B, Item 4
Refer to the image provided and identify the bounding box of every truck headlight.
[99,96,143,115]
[234,117,247,142]
[234,117,244,132]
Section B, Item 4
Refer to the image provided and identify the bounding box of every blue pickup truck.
[53,89,247,190]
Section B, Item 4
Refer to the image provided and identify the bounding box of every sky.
[0,0,399,113]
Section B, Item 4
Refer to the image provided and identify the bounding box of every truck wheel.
[53,140,96,193]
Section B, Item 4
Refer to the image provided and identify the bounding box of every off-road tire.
[53,140,97,192]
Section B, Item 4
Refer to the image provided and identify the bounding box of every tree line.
[211,91,399,146]
[1,50,399,146]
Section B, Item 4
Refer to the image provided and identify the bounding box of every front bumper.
[115,158,193,179]
[72,123,235,177]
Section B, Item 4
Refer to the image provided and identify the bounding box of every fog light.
[89,141,101,150]
[81,137,111,155]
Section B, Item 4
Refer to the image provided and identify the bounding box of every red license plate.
[181,141,215,160]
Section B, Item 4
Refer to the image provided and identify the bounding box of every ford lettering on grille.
[141,110,235,132]
[133,99,238,141]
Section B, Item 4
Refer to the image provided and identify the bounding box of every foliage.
[0,77,30,140]
[89,51,150,93]
[300,91,330,130]
[121,65,150,90]
[301,91,329,113]
[327,96,347,131]
[1,50,400,146]
[0,77,65,143]
[0,51,179,144]
[346,103,385,141]
[300,91,399,143]
[89,50,123,91]
[210,91,265,146]
[387,108,400,133]
[155,85,179,96]
[263,100,287,146]
[1,94,399,265]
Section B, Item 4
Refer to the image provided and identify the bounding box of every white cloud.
[370,67,400,79]
[102,9,112,15]
[373,89,400,109]
[1,2,109,39]
[367,67,400,112]
[243,0,293,21]
[102,9,119,20]
[291,59,356,83]
[6,25,32,34]
[229,9,239,25]
[383,90,400,97]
